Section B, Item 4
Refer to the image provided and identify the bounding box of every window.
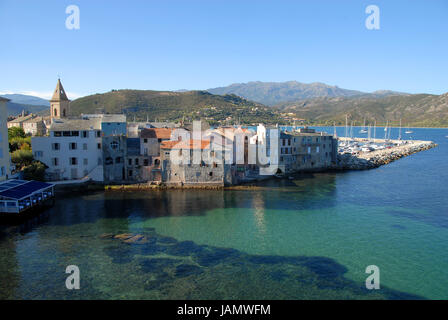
[63,131,71,137]
[34,151,43,157]
[69,142,77,150]
[143,138,148,143]
[83,158,88,166]
[135,158,139,165]
[54,109,57,117]
[83,143,88,150]
[105,157,113,165]
[110,141,119,150]
[128,158,132,165]
[54,131,62,137]
[96,131,101,138]
[308,147,311,154]
[316,146,320,153]
[115,157,121,164]
[70,157,78,165]
[128,170,133,177]
[52,158,59,166]
[97,143,102,149]
[143,159,149,166]
[158,138,162,143]
[82,131,88,138]
[52,143,60,150]
[71,131,79,136]
[288,139,291,146]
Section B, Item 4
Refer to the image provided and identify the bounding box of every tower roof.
[50,79,69,102]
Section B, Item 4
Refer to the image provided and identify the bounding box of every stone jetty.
[335,139,437,170]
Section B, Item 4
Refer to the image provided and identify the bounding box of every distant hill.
[278,93,448,127]
[1,93,50,116]
[207,81,407,106]
[70,89,283,125]
[1,94,50,106]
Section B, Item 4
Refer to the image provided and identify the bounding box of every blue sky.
[0,0,447,99]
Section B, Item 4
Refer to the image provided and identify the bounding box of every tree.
[11,149,33,169]
[23,161,47,181]
[8,127,26,139]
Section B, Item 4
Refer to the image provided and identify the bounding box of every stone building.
[50,79,70,121]
[160,139,233,186]
[288,127,338,172]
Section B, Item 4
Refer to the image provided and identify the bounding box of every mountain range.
[3,81,447,127]
[207,81,407,106]
[0,94,50,116]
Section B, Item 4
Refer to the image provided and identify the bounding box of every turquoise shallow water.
[0,127,447,299]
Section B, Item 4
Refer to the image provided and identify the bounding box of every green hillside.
[69,89,284,125]
[278,93,448,127]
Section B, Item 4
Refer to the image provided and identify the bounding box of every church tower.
[50,78,70,121]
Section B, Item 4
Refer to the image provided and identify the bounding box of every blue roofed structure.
[0,180,55,214]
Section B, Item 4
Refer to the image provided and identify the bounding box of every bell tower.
[50,78,70,121]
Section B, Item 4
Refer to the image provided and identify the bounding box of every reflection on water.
[1,128,448,300]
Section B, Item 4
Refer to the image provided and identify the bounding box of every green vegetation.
[8,126,26,139]
[23,161,47,181]
[277,93,448,127]
[70,90,287,125]
[7,126,46,179]
[11,149,33,169]
[69,87,448,127]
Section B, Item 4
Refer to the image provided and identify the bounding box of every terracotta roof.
[140,128,174,139]
[50,79,69,102]
[161,139,210,150]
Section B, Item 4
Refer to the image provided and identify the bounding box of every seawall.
[335,139,437,170]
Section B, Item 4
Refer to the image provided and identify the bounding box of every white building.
[31,117,104,181]
[0,97,11,180]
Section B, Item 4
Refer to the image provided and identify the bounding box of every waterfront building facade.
[31,117,104,181]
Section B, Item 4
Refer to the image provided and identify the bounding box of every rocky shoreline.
[334,140,437,170]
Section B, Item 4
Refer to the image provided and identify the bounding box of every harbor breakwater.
[335,139,437,170]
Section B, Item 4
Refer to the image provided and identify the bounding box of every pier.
[335,138,437,170]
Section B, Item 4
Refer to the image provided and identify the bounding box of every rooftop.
[161,139,210,150]
[50,117,102,131]
[0,180,54,201]
[8,114,35,123]
[140,128,174,139]
[50,79,69,102]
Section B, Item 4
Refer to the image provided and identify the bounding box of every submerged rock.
[113,233,134,240]
[123,234,148,244]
